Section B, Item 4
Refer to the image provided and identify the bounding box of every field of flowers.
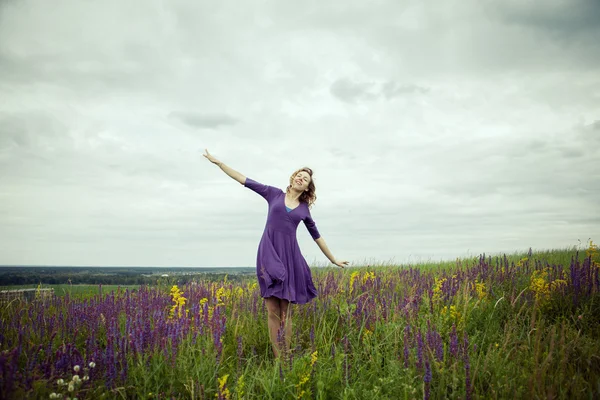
[1,242,599,399]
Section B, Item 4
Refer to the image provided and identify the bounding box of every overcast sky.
[1,0,599,267]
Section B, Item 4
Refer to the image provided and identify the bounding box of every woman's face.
[292,171,311,192]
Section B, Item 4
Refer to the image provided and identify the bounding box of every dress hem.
[260,293,317,305]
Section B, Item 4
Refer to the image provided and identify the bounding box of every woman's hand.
[203,148,221,165]
[333,259,349,268]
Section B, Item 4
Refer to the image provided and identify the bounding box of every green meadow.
[0,243,598,399]
[0,284,139,298]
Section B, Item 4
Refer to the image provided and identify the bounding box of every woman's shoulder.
[301,201,312,213]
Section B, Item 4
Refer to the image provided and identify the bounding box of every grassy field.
[0,284,140,298]
[0,242,598,399]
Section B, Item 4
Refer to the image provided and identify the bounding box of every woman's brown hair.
[285,167,317,209]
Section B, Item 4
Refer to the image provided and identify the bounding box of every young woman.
[203,149,349,357]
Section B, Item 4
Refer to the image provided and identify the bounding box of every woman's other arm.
[305,211,348,268]
[203,149,246,185]
[315,237,349,268]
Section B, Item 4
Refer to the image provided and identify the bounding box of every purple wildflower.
[416,330,424,371]
[449,324,458,359]
[403,325,410,368]
[424,359,432,400]
[464,332,471,400]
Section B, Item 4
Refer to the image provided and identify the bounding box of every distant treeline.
[0,266,254,286]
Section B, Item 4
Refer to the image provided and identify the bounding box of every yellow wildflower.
[310,350,318,367]
[530,268,567,304]
[530,269,549,302]
[216,374,230,400]
[170,285,187,319]
[35,283,42,299]
[474,280,487,300]
[298,376,309,387]
[216,287,225,302]
[235,375,245,399]
[516,257,529,268]
[215,286,231,305]
[432,277,446,303]
[449,305,460,321]
[349,271,360,293]
[295,351,318,398]
[550,279,567,291]
[362,271,376,284]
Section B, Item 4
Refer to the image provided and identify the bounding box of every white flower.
[68,383,74,392]
[72,375,80,383]
[73,365,80,372]
[57,379,64,385]
[88,362,96,369]
[82,375,89,381]
[49,394,57,399]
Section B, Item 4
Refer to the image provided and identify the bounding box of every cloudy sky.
[1,0,599,268]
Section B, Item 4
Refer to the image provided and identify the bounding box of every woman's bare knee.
[279,299,291,320]
[265,297,281,319]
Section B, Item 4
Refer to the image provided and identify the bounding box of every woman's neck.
[286,189,302,202]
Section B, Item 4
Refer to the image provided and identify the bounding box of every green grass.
[1,243,599,399]
[0,284,139,298]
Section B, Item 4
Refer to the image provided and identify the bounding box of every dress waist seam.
[265,227,295,236]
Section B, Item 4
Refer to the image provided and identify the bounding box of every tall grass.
[0,242,598,399]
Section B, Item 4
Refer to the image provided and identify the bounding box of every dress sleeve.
[303,210,321,240]
[243,177,281,202]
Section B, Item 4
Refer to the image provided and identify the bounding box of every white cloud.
[0,0,598,267]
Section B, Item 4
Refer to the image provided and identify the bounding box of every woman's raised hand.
[203,149,221,165]
[333,259,349,268]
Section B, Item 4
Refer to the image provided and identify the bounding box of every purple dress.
[244,177,320,304]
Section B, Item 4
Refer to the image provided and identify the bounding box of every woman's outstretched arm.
[315,237,349,268]
[203,149,246,185]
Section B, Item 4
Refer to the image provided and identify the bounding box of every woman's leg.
[279,298,292,354]
[265,297,282,357]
